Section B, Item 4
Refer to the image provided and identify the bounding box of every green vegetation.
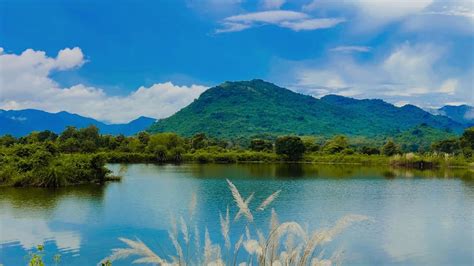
[275,136,306,160]
[101,180,369,265]
[1,125,473,187]
[148,80,463,138]
[26,245,61,266]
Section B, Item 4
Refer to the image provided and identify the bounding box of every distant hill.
[0,109,156,136]
[148,79,464,137]
[428,105,474,125]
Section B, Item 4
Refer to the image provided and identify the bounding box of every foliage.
[26,245,61,266]
[0,141,111,187]
[393,124,456,153]
[148,80,464,138]
[1,126,473,187]
[360,146,380,155]
[249,139,273,152]
[275,136,306,161]
[460,127,474,157]
[322,135,348,154]
[431,138,461,154]
[381,140,400,156]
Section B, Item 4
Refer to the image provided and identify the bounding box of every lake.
[0,163,473,265]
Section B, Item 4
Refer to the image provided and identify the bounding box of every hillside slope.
[436,105,474,125]
[148,80,463,137]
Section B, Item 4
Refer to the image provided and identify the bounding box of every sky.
[0,0,473,123]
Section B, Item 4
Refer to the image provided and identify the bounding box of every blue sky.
[0,0,473,123]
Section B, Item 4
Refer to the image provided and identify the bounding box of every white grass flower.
[102,237,167,264]
[219,206,231,250]
[235,192,254,221]
[227,179,254,222]
[257,190,281,211]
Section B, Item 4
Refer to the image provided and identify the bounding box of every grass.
[101,179,370,265]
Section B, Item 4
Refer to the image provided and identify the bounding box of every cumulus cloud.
[271,42,473,108]
[216,10,344,33]
[330,46,371,53]
[0,47,208,123]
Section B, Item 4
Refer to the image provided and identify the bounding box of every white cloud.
[330,46,371,53]
[353,0,433,21]
[55,47,85,70]
[280,18,345,31]
[438,79,458,95]
[0,47,208,123]
[303,0,445,33]
[225,10,307,24]
[272,42,472,107]
[424,2,474,20]
[261,0,285,10]
[216,10,344,33]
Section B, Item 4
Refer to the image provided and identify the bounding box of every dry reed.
[101,179,370,266]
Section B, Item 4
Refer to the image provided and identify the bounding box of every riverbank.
[1,147,471,188]
[103,150,472,168]
[1,125,473,187]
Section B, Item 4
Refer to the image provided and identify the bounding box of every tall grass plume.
[101,179,370,265]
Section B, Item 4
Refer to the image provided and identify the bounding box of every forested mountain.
[148,79,464,137]
[429,105,474,125]
[0,109,156,136]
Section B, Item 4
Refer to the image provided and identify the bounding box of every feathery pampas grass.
[100,179,370,266]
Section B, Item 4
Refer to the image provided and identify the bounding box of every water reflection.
[156,163,474,180]
[0,163,473,265]
[0,185,106,258]
[0,185,105,215]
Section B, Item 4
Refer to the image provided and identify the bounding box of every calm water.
[0,163,473,265]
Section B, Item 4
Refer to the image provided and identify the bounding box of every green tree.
[323,135,348,154]
[191,133,208,149]
[137,131,150,145]
[381,139,400,156]
[460,127,474,157]
[360,146,380,155]
[59,138,81,153]
[59,126,78,141]
[431,138,461,154]
[37,130,58,142]
[275,136,306,160]
[249,139,273,152]
[0,134,16,147]
[300,136,320,152]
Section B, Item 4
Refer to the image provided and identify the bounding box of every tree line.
[0,126,472,187]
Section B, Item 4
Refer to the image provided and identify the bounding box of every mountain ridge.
[429,105,474,125]
[148,79,465,137]
[0,109,156,136]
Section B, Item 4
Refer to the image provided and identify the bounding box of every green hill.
[393,124,457,152]
[148,79,464,138]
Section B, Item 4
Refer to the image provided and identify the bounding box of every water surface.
[0,164,473,265]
